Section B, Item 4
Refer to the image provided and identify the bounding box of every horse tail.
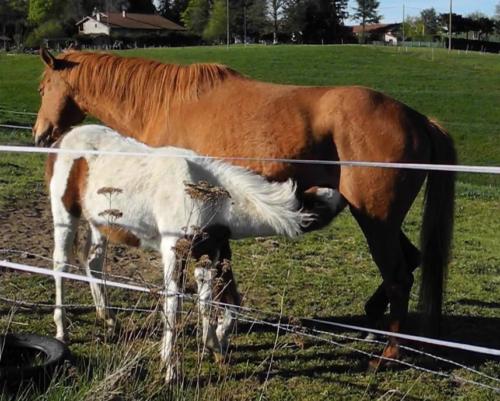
[418,119,456,335]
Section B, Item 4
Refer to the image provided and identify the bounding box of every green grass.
[0,45,499,400]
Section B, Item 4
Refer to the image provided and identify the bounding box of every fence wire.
[0,252,499,394]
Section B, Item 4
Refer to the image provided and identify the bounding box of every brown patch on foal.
[45,152,89,218]
[61,157,88,217]
[95,224,141,247]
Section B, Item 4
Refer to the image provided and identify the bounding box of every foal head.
[33,48,86,147]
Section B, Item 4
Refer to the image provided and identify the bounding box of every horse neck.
[71,85,148,140]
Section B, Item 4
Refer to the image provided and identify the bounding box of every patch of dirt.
[0,191,163,285]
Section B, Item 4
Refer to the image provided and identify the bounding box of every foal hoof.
[364,332,381,342]
[104,319,122,341]
[55,334,69,344]
[165,367,177,383]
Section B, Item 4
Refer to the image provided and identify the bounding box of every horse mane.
[198,158,312,238]
[58,51,242,120]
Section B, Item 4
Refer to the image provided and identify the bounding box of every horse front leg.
[364,231,421,340]
[84,225,118,336]
[160,236,181,382]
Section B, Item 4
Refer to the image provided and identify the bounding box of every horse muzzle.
[33,124,56,147]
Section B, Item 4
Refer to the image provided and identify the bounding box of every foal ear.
[40,47,57,69]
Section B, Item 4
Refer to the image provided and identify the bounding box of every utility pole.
[226,0,230,48]
[448,0,452,51]
[402,2,405,44]
[243,1,247,45]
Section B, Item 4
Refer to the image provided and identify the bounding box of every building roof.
[77,12,185,31]
[352,23,401,34]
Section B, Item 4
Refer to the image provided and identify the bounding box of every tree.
[268,0,285,43]
[25,20,65,47]
[495,2,500,33]
[467,13,495,40]
[402,16,425,40]
[283,0,348,43]
[352,0,381,43]
[420,7,438,36]
[230,0,268,42]
[203,0,227,41]
[28,0,64,24]
[127,0,156,13]
[0,0,28,43]
[306,0,347,43]
[244,0,268,39]
[182,0,210,36]
[158,0,190,23]
[283,0,306,35]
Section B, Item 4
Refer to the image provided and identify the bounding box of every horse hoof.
[367,358,382,372]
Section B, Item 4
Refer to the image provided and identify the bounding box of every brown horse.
[33,48,456,361]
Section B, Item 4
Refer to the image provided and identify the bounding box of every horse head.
[33,48,86,147]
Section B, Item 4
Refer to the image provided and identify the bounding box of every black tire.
[0,333,69,386]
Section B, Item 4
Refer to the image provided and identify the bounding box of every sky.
[346,1,499,24]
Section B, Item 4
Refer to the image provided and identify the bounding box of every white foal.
[46,125,315,381]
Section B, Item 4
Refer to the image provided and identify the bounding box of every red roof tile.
[80,12,185,31]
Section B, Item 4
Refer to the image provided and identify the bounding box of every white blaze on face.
[314,187,343,212]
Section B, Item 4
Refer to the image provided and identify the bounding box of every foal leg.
[194,252,221,358]
[52,216,78,343]
[159,236,181,382]
[215,241,240,356]
[84,225,117,334]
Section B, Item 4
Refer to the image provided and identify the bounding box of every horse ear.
[40,47,57,69]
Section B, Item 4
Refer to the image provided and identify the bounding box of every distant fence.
[372,39,500,53]
[451,38,500,54]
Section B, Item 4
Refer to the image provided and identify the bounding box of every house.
[0,35,11,50]
[76,10,185,46]
[351,23,401,45]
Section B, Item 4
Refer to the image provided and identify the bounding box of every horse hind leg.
[364,231,421,336]
[352,212,414,363]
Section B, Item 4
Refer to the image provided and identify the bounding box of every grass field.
[0,45,499,400]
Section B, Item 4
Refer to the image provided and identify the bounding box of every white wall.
[79,18,110,36]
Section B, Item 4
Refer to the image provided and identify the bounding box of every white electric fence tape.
[0,124,33,130]
[0,144,499,174]
[1,259,499,358]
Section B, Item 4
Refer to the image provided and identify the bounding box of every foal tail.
[419,119,456,336]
